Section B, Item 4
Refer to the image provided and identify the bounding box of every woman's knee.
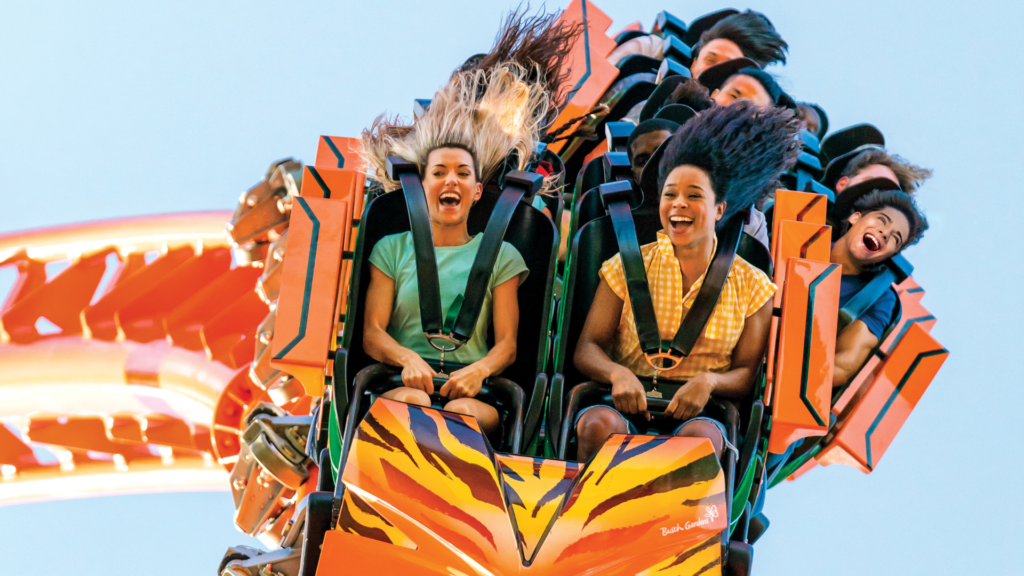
[443,398,499,433]
[576,407,628,444]
[443,397,488,416]
[674,419,724,456]
[381,387,431,406]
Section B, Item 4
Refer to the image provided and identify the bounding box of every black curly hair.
[847,189,929,248]
[692,10,788,69]
[657,102,801,225]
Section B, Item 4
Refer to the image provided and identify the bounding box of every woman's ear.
[847,211,862,226]
[715,201,726,221]
[473,181,483,202]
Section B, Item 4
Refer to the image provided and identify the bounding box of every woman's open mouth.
[863,232,881,252]
[668,215,693,231]
[439,191,461,208]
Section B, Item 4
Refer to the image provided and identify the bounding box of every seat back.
[549,212,659,446]
[568,153,636,256]
[737,232,773,276]
[818,123,885,166]
[340,186,559,424]
[615,54,660,78]
[683,8,740,45]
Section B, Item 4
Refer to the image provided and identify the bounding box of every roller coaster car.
[222,4,946,572]
[238,157,944,576]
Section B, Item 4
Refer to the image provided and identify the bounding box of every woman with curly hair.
[572,103,801,462]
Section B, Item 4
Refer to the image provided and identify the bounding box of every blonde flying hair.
[362,62,554,193]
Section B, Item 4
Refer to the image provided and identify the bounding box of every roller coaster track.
[0,211,275,505]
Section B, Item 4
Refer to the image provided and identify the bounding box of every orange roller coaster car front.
[321,398,727,575]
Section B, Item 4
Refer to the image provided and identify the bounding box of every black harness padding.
[669,213,743,356]
[388,158,444,334]
[451,171,541,340]
[837,253,913,330]
[385,157,542,345]
[603,181,662,351]
[600,180,744,359]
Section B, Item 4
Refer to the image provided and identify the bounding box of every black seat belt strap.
[600,181,662,353]
[669,213,743,356]
[451,171,542,341]
[387,157,443,334]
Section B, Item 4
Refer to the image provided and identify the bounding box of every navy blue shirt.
[838,273,896,340]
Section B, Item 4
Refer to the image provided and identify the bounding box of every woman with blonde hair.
[360,11,580,434]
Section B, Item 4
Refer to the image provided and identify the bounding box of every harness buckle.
[426,332,463,353]
[643,350,684,372]
[427,332,463,379]
[644,349,683,398]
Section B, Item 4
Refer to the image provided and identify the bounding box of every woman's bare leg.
[443,398,499,435]
[381,387,431,406]
[576,406,629,462]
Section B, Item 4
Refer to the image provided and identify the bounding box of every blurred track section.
[0,210,277,505]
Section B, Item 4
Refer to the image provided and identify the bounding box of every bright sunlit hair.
[362,61,553,193]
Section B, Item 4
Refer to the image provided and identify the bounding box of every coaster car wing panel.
[271,196,350,396]
[767,259,841,454]
[818,322,948,472]
[328,398,726,574]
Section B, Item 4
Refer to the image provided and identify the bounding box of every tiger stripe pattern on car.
[327,398,726,575]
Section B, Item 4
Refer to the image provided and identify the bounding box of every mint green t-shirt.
[368,232,529,365]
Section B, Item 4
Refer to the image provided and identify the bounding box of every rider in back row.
[352,6,932,459]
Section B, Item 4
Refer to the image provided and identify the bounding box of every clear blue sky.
[1,1,1021,574]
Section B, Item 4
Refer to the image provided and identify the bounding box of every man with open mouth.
[829,189,929,389]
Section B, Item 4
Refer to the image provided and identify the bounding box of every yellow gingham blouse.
[598,232,776,380]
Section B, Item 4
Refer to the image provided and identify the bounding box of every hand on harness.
[440,362,488,400]
[400,352,438,395]
[610,366,651,420]
[665,372,716,421]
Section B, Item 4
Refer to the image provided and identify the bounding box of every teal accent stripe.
[324,137,345,169]
[864,348,947,468]
[308,166,332,199]
[273,197,320,359]
[565,0,592,101]
[800,264,839,426]
[891,315,936,346]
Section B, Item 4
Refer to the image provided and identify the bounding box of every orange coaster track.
[0,211,273,505]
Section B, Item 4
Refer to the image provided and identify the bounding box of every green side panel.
[328,405,342,481]
[768,443,822,489]
[731,454,758,526]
